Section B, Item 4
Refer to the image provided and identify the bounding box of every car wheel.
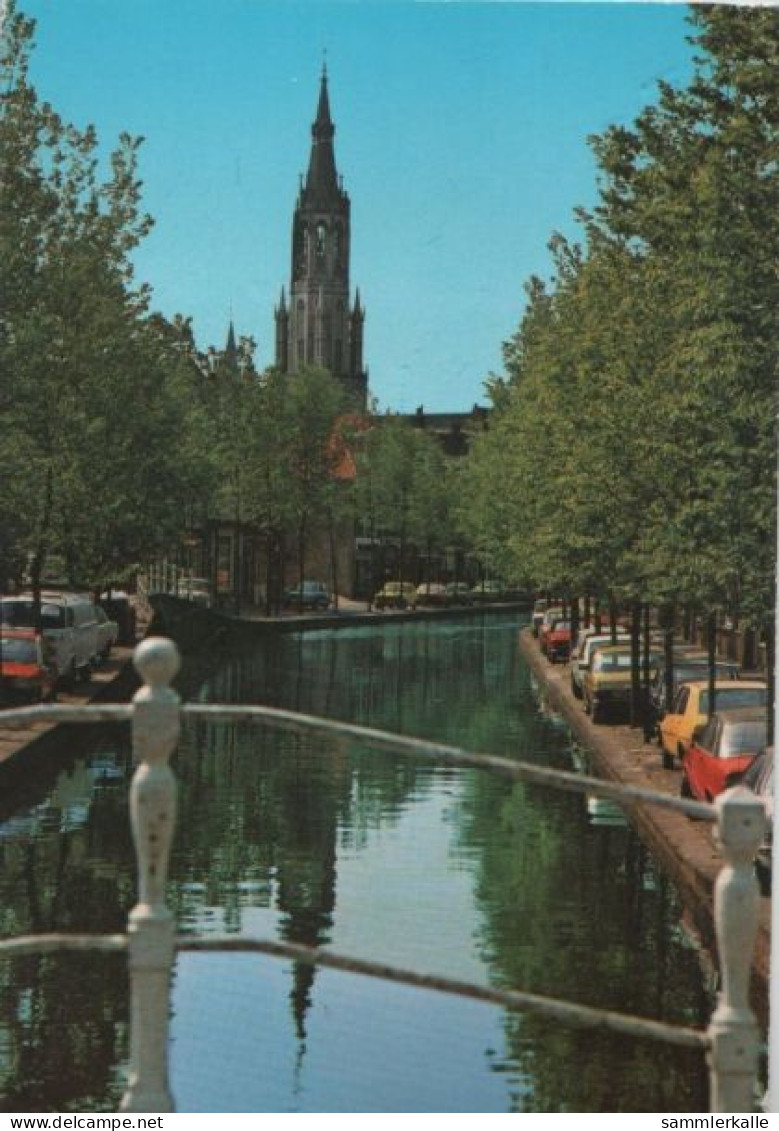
[548,653,556,665]
[80,663,92,683]
[64,660,78,691]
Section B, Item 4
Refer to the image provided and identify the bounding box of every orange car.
[659,678,767,771]
[0,629,58,703]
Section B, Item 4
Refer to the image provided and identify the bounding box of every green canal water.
[0,613,712,1112]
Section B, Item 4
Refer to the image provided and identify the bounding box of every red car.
[681,706,767,802]
[546,620,572,664]
[0,629,58,703]
[538,608,564,654]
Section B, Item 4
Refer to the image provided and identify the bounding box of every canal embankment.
[517,626,770,1018]
[0,597,530,779]
[149,591,531,643]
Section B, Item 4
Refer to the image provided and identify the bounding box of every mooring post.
[708,786,764,1113]
[120,637,181,1114]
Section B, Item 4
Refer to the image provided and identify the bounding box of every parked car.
[531,598,548,637]
[0,629,58,703]
[471,580,504,603]
[570,629,630,699]
[282,580,331,611]
[742,746,773,894]
[412,582,448,608]
[537,607,565,653]
[99,591,137,646]
[0,592,100,687]
[94,606,119,662]
[445,582,474,606]
[374,581,416,610]
[582,644,661,723]
[658,679,768,771]
[681,707,767,802]
[649,658,741,727]
[180,577,212,608]
[546,619,572,664]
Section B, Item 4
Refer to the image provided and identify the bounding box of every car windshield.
[0,601,65,629]
[0,638,38,664]
[721,721,767,758]
[593,652,633,672]
[552,621,571,632]
[700,687,767,712]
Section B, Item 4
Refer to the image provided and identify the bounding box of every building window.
[316,222,327,260]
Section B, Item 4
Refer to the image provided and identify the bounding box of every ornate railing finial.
[708,786,764,1113]
[121,637,181,1113]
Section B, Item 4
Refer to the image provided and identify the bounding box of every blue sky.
[21,1,694,412]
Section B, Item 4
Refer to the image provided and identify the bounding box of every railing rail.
[0,638,766,1113]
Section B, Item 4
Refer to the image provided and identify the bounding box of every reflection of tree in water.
[454,768,712,1112]
[0,616,714,1110]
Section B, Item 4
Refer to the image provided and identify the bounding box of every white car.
[180,577,212,608]
[95,606,119,662]
[570,628,630,699]
[0,592,101,686]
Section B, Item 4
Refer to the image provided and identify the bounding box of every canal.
[0,612,713,1113]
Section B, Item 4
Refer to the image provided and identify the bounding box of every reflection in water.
[0,615,710,1111]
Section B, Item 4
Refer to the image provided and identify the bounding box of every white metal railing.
[0,637,767,1113]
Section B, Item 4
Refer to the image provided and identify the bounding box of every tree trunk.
[570,595,580,651]
[707,610,718,717]
[265,536,273,617]
[766,617,775,747]
[663,602,676,734]
[609,593,618,644]
[328,509,339,610]
[630,599,641,728]
[642,603,652,740]
[297,521,306,614]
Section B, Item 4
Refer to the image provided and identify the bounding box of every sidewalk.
[517,628,770,1021]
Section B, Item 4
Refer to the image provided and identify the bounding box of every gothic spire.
[304,68,339,205]
[224,320,238,370]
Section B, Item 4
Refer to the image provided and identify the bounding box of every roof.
[710,706,768,723]
[684,678,767,690]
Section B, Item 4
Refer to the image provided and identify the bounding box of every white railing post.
[708,786,764,1113]
[120,637,181,1114]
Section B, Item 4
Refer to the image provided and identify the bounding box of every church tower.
[274,67,368,410]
